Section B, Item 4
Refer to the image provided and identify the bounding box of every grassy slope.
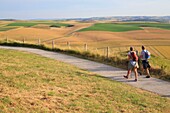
[0,49,170,112]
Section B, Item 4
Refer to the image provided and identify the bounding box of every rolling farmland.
[0,20,170,73]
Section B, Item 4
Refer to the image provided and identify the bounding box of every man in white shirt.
[140,46,151,78]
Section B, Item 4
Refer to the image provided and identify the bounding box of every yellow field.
[0,21,92,44]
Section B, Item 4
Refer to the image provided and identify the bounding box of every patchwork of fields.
[0,20,92,42]
[0,20,170,72]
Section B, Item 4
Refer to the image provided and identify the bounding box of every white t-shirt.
[141,50,150,60]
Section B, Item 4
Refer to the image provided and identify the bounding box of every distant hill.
[64,16,170,23]
[0,19,16,21]
[1,16,170,23]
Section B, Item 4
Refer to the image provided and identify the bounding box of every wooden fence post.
[23,37,25,44]
[96,48,98,54]
[52,40,55,49]
[106,46,110,58]
[38,38,41,45]
[67,42,70,49]
[6,36,8,43]
[104,48,106,56]
[84,44,87,51]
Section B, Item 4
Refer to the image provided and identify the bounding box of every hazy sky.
[0,0,170,19]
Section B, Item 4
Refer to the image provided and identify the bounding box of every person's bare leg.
[124,70,131,79]
[134,68,138,81]
[142,68,145,75]
[127,70,131,78]
[146,68,151,78]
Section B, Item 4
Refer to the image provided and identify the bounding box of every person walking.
[140,45,151,78]
[124,47,139,82]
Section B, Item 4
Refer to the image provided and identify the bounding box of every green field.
[7,22,73,27]
[79,23,170,32]
[122,23,170,30]
[79,23,143,32]
[0,26,18,31]
[0,49,169,112]
[7,22,38,27]
[0,21,74,31]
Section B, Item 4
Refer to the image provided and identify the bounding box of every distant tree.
[67,25,74,27]
[50,25,60,28]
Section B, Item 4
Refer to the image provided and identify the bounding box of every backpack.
[131,52,138,61]
[144,50,150,59]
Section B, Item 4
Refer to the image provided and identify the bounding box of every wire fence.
[1,36,170,59]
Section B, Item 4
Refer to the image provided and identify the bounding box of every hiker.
[124,47,139,82]
[140,45,151,78]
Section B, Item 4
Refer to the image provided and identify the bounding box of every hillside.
[0,49,170,112]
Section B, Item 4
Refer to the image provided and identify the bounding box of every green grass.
[79,23,143,32]
[0,26,18,31]
[7,22,73,28]
[0,48,170,112]
[122,23,170,30]
[79,23,170,32]
[7,22,38,27]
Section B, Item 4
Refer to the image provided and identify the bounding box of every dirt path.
[0,46,170,98]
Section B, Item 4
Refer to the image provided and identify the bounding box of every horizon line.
[0,15,170,20]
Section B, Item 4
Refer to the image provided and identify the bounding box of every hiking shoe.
[138,72,142,76]
[123,75,128,79]
[146,76,151,78]
[134,79,138,82]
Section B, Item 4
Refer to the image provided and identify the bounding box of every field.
[79,23,170,32]
[0,26,18,31]
[0,20,170,74]
[0,49,169,112]
[0,20,92,43]
[79,23,143,32]
[122,23,170,30]
[7,22,72,27]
